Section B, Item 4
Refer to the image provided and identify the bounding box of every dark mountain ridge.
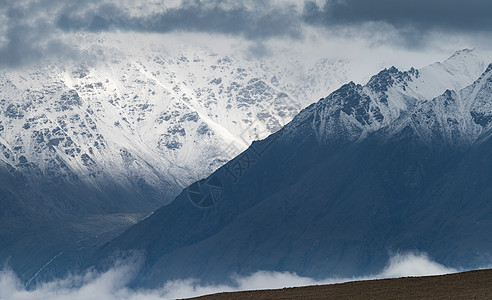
[88,56,492,288]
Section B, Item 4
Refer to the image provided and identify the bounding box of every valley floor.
[189,269,492,300]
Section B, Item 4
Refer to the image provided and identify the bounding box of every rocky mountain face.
[0,47,352,215]
[0,41,353,284]
[88,50,492,288]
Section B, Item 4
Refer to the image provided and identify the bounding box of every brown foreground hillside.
[187,269,492,300]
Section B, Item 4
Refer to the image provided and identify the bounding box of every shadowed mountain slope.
[91,52,492,288]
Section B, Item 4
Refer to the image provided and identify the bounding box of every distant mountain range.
[88,49,492,288]
[0,42,352,284]
[0,45,349,218]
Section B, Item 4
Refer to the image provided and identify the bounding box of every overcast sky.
[1,0,491,68]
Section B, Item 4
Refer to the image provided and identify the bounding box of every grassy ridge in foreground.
[188,269,492,300]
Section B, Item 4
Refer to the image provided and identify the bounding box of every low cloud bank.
[0,252,461,300]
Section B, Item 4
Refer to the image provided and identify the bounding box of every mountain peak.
[449,48,475,58]
[366,66,416,94]
[441,48,487,70]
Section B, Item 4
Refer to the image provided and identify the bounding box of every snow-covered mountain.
[0,38,354,283]
[284,48,490,144]
[0,41,351,216]
[88,50,492,287]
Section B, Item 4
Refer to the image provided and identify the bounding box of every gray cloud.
[303,0,492,47]
[0,0,303,67]
[0,0,89,68]
[55,1,302,40]
[245,41,272,58]
[49,0,492,38]
[0,0,491,68]
[304,0,492,31]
